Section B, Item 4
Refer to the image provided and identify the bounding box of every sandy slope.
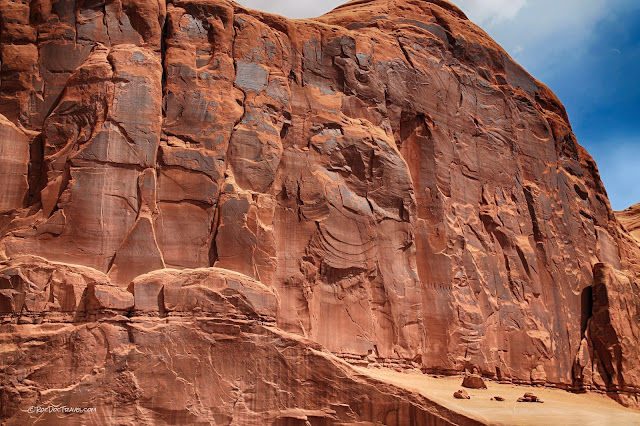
[355,367,640,425]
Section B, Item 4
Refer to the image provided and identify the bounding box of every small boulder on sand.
[491,396,505,401]
[454,389,470,399]
[462,374,487,389]
[517,392,543,403]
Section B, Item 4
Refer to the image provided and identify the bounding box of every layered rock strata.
[616,203,640,244]
[1,0,640,421]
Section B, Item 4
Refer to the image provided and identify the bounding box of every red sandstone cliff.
[617,203,640,244]
[1,0,640,423]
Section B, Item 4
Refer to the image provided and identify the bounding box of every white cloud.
[454,0,527,26]
[452,0,632,79]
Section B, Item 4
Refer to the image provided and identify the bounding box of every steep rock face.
[617,203,640,244]
[1,0,640,420]
[0,115,29,213]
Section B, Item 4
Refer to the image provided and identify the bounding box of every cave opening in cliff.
[581,285,594,338]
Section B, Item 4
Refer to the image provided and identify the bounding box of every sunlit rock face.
[617,203,640,244]
[1,0,640,421]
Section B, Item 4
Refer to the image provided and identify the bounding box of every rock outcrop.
[1,0,640,422]
[616,203,640,244]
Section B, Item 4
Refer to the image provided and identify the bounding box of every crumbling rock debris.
[1,0,640,422]
[517,393,543,403]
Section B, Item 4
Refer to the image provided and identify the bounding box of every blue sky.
[236,0,640,210]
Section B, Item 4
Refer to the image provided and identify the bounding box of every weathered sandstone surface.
[617,203,640,244]
[1,0,640,422]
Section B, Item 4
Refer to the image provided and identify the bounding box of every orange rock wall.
[617,203,640,243]
[2,0,640,419]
